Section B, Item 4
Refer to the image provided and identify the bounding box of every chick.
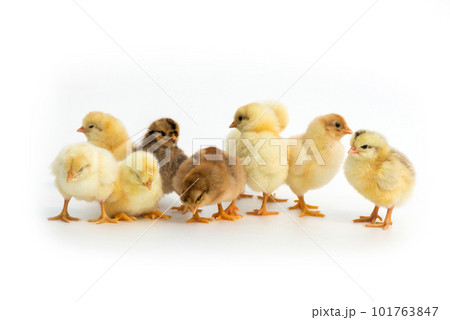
[141,118,188,194]
[287,114,352,217]
[173,147,246,223]
[105,151,169,221]
[229,101,289,215]
[344,130,415,230]
[49,143,118,224]
[77,111,132,160]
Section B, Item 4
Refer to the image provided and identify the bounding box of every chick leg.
[288,195,324,218]
[353,206,382,224]
[113,212,137,222]
[258,193,288,203]
[142,210,172,220]
[365,207,394,230]
[88,201,117,224]
[213,203,240,221]
[238,193,254,199]
[247,193,278,216]
[225,199,243,219]
[48,198,80,223]
[172,204,202,214]
[186,205,213,223]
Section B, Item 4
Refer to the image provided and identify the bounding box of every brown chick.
[173,147,246,223]
[141,118,188,195]
[77,111,133,160]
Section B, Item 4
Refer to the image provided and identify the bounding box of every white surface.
[1,0,449,319]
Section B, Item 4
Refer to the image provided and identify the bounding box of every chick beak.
[67,171,75,183]
[348,146,359,154]
[229,121,237,128]
[77,126,87,133]
[144,181,152,190]
[343,128,353,135]
[170,134,177,143]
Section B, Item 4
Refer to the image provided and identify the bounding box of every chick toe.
[172,204,202,214]
[113,213,137,222]
[142,210,172,220]
[213,203,241,221]
[186,212,213,223]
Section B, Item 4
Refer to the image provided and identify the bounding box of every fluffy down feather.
[344,130,415,208]
[105,151,164,217]
[52,143,118,202]
[78,111,133,160]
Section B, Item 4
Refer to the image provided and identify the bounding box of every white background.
[1,0,449,319]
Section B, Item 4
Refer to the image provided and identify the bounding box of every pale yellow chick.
[49,143,119,224]
[105,151,168,221]
[229,101,289,215]
[344,130,415,230]
[287,114,352,217]
[77,111,133,160]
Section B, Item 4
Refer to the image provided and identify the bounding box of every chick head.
[348,130,389,159]
[77,111,127,145]
[146,118,180,147]
[180,174,211,211]
[230,103,280,133]
[310,113,352,140]
[63,145,94,183]
[124,151,159,190]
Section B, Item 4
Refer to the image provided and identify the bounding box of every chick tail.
[261,101,289,133]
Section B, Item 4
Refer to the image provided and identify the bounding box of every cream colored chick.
[344,130,415,230]
[287,114,352,217]
[77,111,133,160]
[105,151,169,221]
[229,101,289,215]
[49,143,119,224]
[173,147,246,223]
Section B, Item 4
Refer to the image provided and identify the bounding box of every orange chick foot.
[224,200,242,219]
[288,200,319,210]
[353,215,382,224]
[246,208,278,216]
[172,205,202,214]
[213,203,241,221]
[258,193,287,203]
[48,212,80,223]
[365,221,393,230]
[88,216,117,224]
[113,213,137,222]
[186,212,213,223]
[289,196,324,218]
[299,209,325,218]
[142,210,172,220]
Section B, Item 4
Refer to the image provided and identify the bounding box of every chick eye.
[361,145,370,149]
[78,166,85,173]
[89,125,94,129]
[335,122,341,128]
[238,116,243,121]
[196,195,202,203]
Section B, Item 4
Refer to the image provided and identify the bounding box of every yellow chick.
[229,101,289,215]
[49,143,119,224]
[173,147,246,223]
[77,111,133,160]
[287,114,353,217]
[105,150,169,221]
[344,130,415,230]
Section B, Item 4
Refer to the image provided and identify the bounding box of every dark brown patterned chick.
[173,147,246,223]
[141,118,188,194]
